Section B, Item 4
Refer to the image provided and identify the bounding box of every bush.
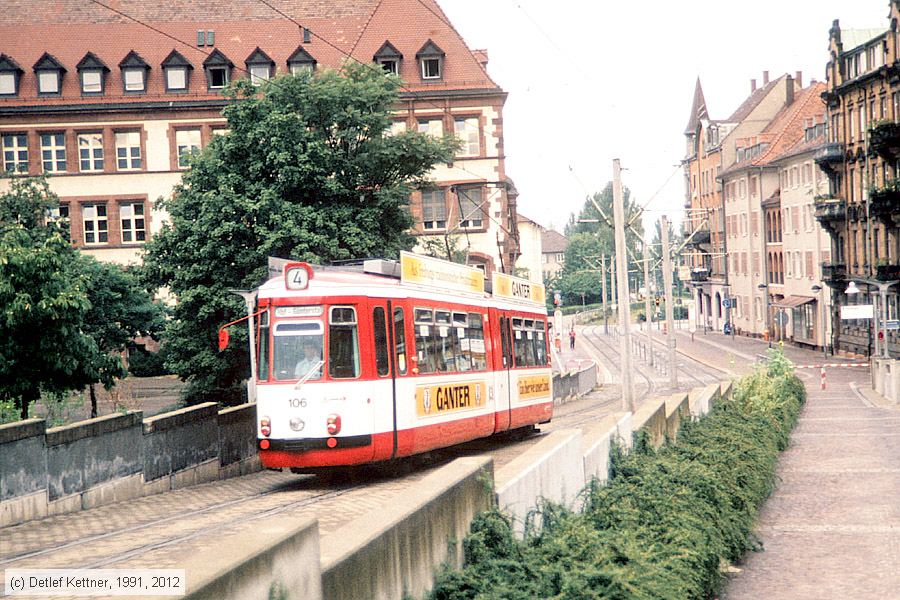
[429,349,805,600]
[127,344,173,377]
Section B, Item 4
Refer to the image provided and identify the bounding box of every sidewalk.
[723,355,900,598]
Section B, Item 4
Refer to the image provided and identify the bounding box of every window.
[245,48,274,86]
[78,133,103,172]
[379,59,398,75]
[48,203,69,225]
[82,203,108,245]
[166,68,187,90]
[421,57,441,79]
[81,70,102,94]
[421,189,446,230]
[328,306,360,378]
[0,72,15,95]
[272,320,323,381]
[2,134,28,173]
[115,131,142,170]
[287,46,316,76]
[120,202,146,243]
[373,307,390,377]
[454,117,480,157]
[40,133,66,173]
[386,120,407,137]
[374,41,402,76]
[122,68,144,92]
[556,253,565,263]
[176,129,201,168]
[418,118,443,137]
[203,49,233,90]
[457,187,483,228]
[0,55,22,96]
[393,307,407,375]
[250,64,270,85]
[257,310,270,382]
[38,71,59,94]
[416,40,445,80]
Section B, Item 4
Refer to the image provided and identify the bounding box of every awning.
[772,295,815,309]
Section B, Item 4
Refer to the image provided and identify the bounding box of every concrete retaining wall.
[0,401,262,528]
[184,517,322,600]
[553,363,598,403]
[320,456,493,600]
[632,396,668,448]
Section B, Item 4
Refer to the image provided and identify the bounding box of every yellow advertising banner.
[400,251,485,294]
[517,375,551,401]
[492,272,546,305]
[416,381,487,417]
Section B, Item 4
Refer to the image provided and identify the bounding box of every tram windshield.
[272,321,324,381]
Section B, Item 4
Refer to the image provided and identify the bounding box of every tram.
[236,251,553,472]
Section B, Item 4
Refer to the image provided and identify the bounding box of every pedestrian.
[569,328,576,350]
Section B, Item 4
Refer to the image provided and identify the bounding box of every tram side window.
[414,308,438,374]
[463,312,487,371]
[373,307,390,377]
[394,307,407,375]
[257,310,270,381]
[534,319,548,366]
[433,310,455,372]
[329,306,360,378]
[512,317,538,368]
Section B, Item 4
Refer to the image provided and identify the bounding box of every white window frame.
[38,71,59,94]
[2,133,29,173]
[165,67,187,91]
[417,118,443,137]
[77,133,104,172]
[289,63,314,76]
[82,203,108,245]
[457,187,484,229]
[377,58,398,75]
[208,67,229,89]
[40,133,66,173]
[249,64,270,86]
[176,129,202,168]
[81,70,102,94]
[0,72,15,95]
[421,57,441,79]
[123,68,145,92]
[115,131,142,171]
[119,202,146,244]
[421,189,447,230]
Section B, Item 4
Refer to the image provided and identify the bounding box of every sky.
[438,0,889,234]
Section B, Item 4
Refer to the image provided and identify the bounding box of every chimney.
[786,74,794,105]
[795,71,803,88]
[763,70,770,85]
[751,78,757,93]
[473,49,489,69]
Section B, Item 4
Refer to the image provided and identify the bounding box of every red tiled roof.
[754,82,827,164]
[540,228,568,253]
[0,0,499,108]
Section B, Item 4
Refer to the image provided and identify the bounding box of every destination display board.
[400,251,485,295]
[492,272,546,305]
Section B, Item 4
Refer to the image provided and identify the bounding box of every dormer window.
[203,49,233,90]
[416,40,445,80]
[287,46,316,76]
[245,47,275,86]
[161,49,193,92]
[76,52,109,95]
[373,41,402,75]
[0,54,24,97]
[119,50,150,93]
[33,52,66,96]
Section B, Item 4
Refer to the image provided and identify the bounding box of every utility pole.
[601,254,609,334]
[613,159,635,412]
[643,244,653,366]
[611,259,617,325]
[662,216,678,388]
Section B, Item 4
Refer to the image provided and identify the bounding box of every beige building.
[0,0,521,275]
[540,228,568,283]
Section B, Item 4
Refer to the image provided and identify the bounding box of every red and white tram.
[244,252,553,472]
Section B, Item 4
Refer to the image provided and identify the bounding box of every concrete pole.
[233,290,259,403]
[611,259,617,324]
[662,215,678,388]
[613,159,635,412]
[601,254,609,335]
[643,245,653,366]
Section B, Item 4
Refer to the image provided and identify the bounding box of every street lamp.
[812,284,827,358]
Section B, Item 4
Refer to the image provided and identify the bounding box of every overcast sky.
[438,0,888,234]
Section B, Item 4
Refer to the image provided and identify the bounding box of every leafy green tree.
[79,259,167,417]
[0,178,94,419]
[142,64,456,405]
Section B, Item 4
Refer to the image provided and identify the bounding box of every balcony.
[876,263,900,281]
[686,224,711,247]
[869,180,900,224]
[690,267,709,283]
[821,261,847,292]
[814,196,845,232]
[869,121,900,161]
[814,142,845,176]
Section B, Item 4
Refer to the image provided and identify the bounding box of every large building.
[820,10,900,355]
[0,0,523,277]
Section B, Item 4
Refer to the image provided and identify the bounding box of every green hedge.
[430,349,805,600]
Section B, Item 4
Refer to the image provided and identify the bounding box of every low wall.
[0,401,262,528]
[495,429,585,534]
[632,396,668,448]
[553,363,598,403]
[320,456,493,600]
[873,359,900,404]
[183,517,322,600]
[665,393,690,441]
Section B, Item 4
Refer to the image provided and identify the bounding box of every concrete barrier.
[631,397,667,448]
[45,412,144,516]
[689,384,719,418]
[494,429,585,534]
[0,419,48,527]
[664,393,689,441]
[581,414,621,485]
[616,412,633,450]
[183,517,322,600]
[320,456,493,600]
[218,403,262,479]
[552,363,598,403]
[142,403,220,494]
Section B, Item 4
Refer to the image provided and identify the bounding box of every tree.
[0,178,94,419]
[142,64,457,405]
[79,259,167,417]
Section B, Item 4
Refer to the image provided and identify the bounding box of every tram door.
[494,313,514,432]
[372,303,401,460]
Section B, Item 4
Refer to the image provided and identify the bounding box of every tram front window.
[273,322,324,381]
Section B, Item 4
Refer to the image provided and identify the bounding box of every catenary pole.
[612,159,635,412]
[662,215,678,388]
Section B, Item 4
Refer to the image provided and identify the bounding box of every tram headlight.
[260,416,271,437]
[326,413,341,435]
[289,417,305,432]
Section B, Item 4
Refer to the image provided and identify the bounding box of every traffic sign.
[886,319,900,331]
